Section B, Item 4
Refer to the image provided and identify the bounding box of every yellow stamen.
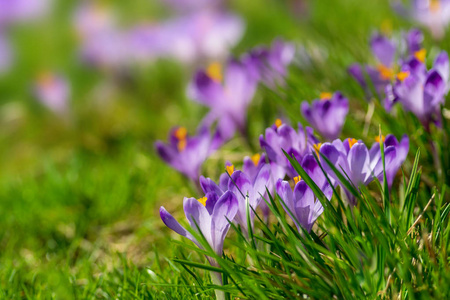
[294,175,302,184]
[226,164,235,175]
[313,143,322,157]
[174,127,187,140]
[198,197,207,206]
[430,0,440,12]
[251,154,261,166]
[375,135,385,143]
[206,62,223,82]
[275,118,283,128]
[414,48,426,63]
[348,138,358,148]
[376,64,394,80]
[177,139,187,152]
[320,92,333,100]
[396,71,410,82]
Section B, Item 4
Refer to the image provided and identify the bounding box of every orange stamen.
[430,0,440,12]
[376,64,394,80]
[320,92,333,100]
[275,118,283,128]
[198,197,207,206]
[294,176,302,184]
[414,49,426,63]
[177,139,187,152]
[226,164,235,175]
[396,71,410,82]
[313,143,322,157]
[206,62,223,82]
[375,135,385,143]
[348,138,358,148]
[174,127,187,140]
[251,154,261,166]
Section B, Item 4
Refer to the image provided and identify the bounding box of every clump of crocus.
[160,191,238,299]
[34,72,70,113]
[301,92,349,141]
[384,51,449,127]
[276,154,333,233]
[369,135,409,188]
[260,119,319,179]
[188,59,257,141]
[349,29,424,100]
[243,39,295,87]
[394,0,450,39]
[155,126,222,182]
[319,138,397,205]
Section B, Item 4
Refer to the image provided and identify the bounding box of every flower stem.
[210,271,224,300]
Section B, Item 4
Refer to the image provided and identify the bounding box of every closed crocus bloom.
[34,72,70,113]
[227,164,271,233]
[319,138,397,205]
[243,39,295,87]
[260,120,319,179]
[369,135,409,188]
[276,155,332,233]
[385,51,449,126]
[155,126,222,182]
[301,92,349,141]
[189,59,257,141]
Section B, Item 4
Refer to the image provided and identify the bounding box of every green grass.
[0,0,449,298]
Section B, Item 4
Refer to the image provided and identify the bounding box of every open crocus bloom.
[301,92,349,141]
[227,164,271,233]
[319,138,397,205]
[243,39,296,87]
[276,154,332,233]
[348,29,424,100]
[385,51,449,125]
[34,72,70,113]
[260,120,319,179]
[160,190,238,266]
[369,135,409,188]
[394,0,450,39]
[189,59,257,141]
[155,126,222,182]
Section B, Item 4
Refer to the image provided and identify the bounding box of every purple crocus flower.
[34,72,70,113]
[163,0,223,13]
[260,120,319,179]
[160,190,238,291]
[276,155,332,233]
[188,59,257,141]
[227,164,271,233]
[319,138,397,205]
[242,39,295,87]
[394,0,450,39]
[369,135,409,188]
[301,92,349,141]
[385,51,449,126]
[155,126,222,182]
[0,0,49,25]
[349,29,424,100]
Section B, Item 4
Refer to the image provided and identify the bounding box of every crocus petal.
[348,143,371,185]
[370,34,396,67]
[183,197,212,245]
[211,191,239,254]
[434,51,449,82]
[160,206,200,247]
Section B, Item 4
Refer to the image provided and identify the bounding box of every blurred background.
[0,0,447,297]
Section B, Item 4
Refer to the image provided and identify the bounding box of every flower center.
[348,138,358,148]
[226,164,235,175]
[376,64,394,80]
[206,62,223,82]
[320,92,332,100]
[396,71,410,82]
[414,49,426,63]
[174,127,188,151]
[313,143,322,157]
[197,197,207,206]
[251,154,261,166]
[375,135,385,143]
[293,175,302,184]
[275,118,283,128]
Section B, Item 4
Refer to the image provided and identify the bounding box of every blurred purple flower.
[385,51,449,125]
[260,120,319,179]
[301,92,349,141]
[369,135,409,188]
[349,29,424,100]
[155,126,222,182]
[163,0,223,13]
[394,0,450,39]
[160,190,238,265]
[0,0,49,25]
[189,59,257,141]
[34,72,70,112]
[243,39,295,87]
[319,138,397,205]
